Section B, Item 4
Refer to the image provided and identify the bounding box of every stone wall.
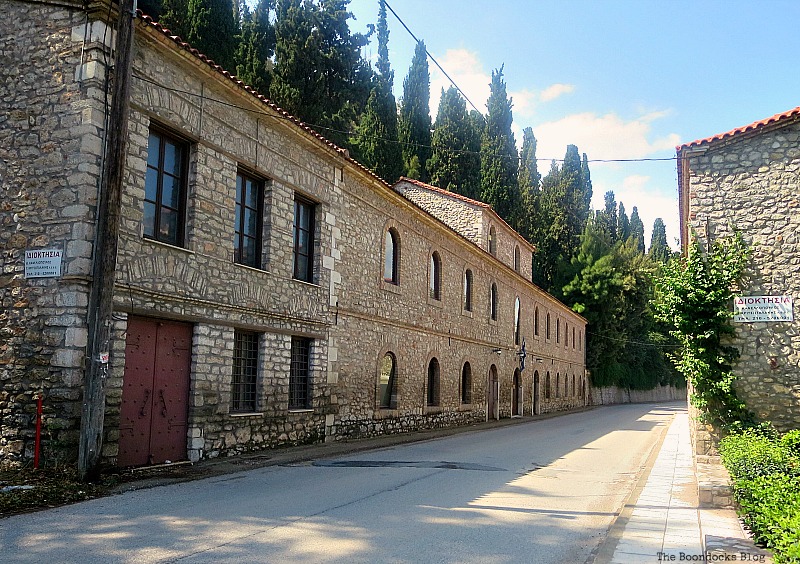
[589,385,686,406]
[0,3,107,467]
[683,120,800,433]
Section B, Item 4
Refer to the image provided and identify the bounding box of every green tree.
[428,87,481,199]
[654,232,753,428]
[398,41,432,181]
[630,206,645,254]
[599,191,618,242]
[186,0,240,71]
[518,127,541,244]
[350,0,402,181]
[480,66,519,227]
[270,0,373,149]
[160,0,190,37]
[618,202,631,242]
[649,218,671,263]
[235,0,275,95]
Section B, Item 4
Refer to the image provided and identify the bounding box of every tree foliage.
[653,231,754,428]
[398,41,432,181]
[649,218,671,263]
[480,67,520,226]
[630,206,645,254]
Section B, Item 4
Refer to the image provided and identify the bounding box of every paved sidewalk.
[594,411,771,563]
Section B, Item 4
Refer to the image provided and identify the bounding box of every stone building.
[677,106,800,450]
[0,0,586,468]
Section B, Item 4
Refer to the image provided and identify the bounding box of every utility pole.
[78,0,136,481]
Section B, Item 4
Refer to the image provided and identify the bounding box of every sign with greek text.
[733,295,793,323]
[24,249,63,279]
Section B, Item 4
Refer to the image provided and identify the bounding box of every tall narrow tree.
[630,206,646,254]
[600,191,618,242]
[351,0,402,180]
[518,127,541,244]
[235,0,275,95]
[618,201,631,242]
[480,66,519,226]
[648,218,671,262]
[186,0,240,71]
[398,41,432,181]
[428,87,480,199]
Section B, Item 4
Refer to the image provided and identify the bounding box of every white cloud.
[540,83,575,102]
[535,111,681,163]
[429,48,491,118]
[508,88,538,119]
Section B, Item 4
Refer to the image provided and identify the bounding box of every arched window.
[383,229,399,284]
[461,362,472,404]
[514,297,521,345]
[534,307,539,336]
[463,269,473,312]
[546,313,551,340]
[546,372,551,399]
[379,353,397,409]
[488,226,497,256]
[514,245,521,272]
[556,373,560,398]
[490,283,499,321]
[572,374,576,396]
[427,358,440,406]
[429,251,441,300]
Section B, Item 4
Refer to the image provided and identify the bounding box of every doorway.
[487,365,499,421]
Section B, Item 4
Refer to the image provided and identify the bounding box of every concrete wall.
[589,385,686,406]
[683,120,800,434]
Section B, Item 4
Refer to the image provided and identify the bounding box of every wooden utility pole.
[78,0,136,481]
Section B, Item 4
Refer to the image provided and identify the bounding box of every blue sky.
[346,0,800,249]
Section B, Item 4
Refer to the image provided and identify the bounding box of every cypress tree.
[601,191,618,242]
[186,0,240,71]
[630,206,646,254]
[618,201,631,242]
[518,127,541,244]
[428,87,481,200]
[649,218,671,262]
[398,41,432,181]
[480,66,519,227]
[235,0,275,95]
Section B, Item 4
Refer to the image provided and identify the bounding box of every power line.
[383,0,485,120]
[131,73,679,166]
[586,330,681,349]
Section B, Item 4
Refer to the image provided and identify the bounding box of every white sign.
[733,295,793,323]
[24,249,63,279]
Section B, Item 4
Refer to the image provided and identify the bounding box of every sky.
[345,0,800,250]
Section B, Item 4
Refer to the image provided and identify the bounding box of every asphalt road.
[1,403,682,563]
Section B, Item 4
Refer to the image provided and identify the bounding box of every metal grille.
[232,331,259,412]
[290,337,311,409]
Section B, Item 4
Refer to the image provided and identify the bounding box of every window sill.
[142,237,194,255]
[427,296,443,308]
[461,309,473,318]
[381,280,401,294]
[234,262,268,274]
[291,278,322,289]
[288,408,314,414]
[229,411,264,418]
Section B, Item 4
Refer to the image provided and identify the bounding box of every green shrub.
[720,429,800,563]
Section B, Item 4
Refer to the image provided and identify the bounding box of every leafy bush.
[720,430,800,563]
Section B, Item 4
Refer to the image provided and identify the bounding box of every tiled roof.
[136,11,390,189]
[678,106,800,150]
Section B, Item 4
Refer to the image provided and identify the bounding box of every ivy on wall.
[653,230,755,430]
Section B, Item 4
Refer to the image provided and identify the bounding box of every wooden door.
[118,317,192,467]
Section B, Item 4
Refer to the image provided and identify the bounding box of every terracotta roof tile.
[678,106,800,150]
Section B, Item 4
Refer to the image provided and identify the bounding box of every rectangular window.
[144,127,188,246]
[293,197,315,282]
[234,170,264,268]
[289,336,312,409]
[232,331,259,412]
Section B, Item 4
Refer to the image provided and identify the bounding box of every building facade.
[0,0,586,468]
[677,107,800,450]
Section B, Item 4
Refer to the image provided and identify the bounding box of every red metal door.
[118,317,191,467]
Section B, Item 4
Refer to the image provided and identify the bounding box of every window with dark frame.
[463,269,473,311]
[429,251,441,300]
[546,313,551,340]
[546,372,551,399]
[234,170,264,268]
[461,362,472,404]
[488,226,497,256]
[514,297,521,345]
[490,283,498,321]
[293,197,315,282]
[514,246,520,272]
[289,336,312,409]
[231,331,259,413]
[534,307,539,336]
[379,352,397,409]
[384,229,399,284]
[144,127,188,246]
[427,358,440,406]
